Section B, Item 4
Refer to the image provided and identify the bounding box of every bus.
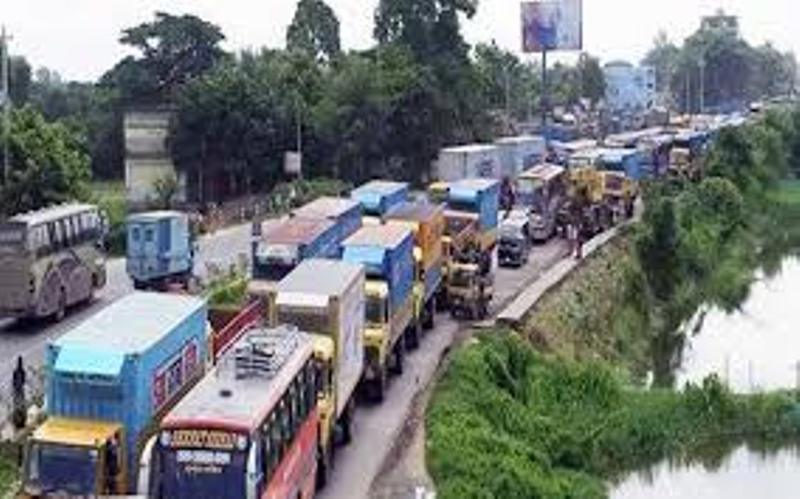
[140,325,319,499]
[0,203,107,321]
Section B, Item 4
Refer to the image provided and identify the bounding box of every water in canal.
[612,257,800,498]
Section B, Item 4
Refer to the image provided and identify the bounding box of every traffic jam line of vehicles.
[2,115,738,497]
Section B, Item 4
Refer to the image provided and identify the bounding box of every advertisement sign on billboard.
[521,0,583,52]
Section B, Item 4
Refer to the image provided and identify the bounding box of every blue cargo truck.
[21,292,208,497]
[291,197,363,256]
[126,211,195,291]
[350,180,409,224]
[447,179,500,254]
[342,224,414,401]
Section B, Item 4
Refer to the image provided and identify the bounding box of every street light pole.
[699,57,706,114]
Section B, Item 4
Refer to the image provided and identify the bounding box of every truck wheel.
[340,399,355,445]
[405,321,420,350]
[436,292,448,312]
[390,340,405,375]
[423,299,435,330]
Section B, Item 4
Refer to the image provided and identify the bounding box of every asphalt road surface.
[0,223,254,419]
[319,238,569,499]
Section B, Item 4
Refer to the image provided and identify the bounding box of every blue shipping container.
[351,181,409,218]
[46,292,208,479]
[600,149,645,181]
[341,225,414,311]
[448,179,500,232]
[291,197,363,254]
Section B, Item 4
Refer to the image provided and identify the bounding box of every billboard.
[521,0,583,52]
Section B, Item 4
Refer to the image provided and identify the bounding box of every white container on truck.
[435,144,501,181]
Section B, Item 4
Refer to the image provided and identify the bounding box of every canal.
[612,256,800,498]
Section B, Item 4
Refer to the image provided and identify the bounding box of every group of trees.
[2,0,614,208]
[644,14,797,113]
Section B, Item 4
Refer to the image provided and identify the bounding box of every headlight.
[236,435,248,451]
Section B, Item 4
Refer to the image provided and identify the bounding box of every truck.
[291,196,362,252]
[598,148,642,219]
[268,259,365,477]
[428,179,499,320]
[350,180,409,224]
[668,129,711,181]
[498,211,531,268]
[494,135,546,179]
[435,144,501,181]
[247,217,340,299]
[385,201,445,347]
[341,225,414,401]
[565,148,615,236]
[21,292,208,497]
[516,164,568,242]
[126,211,195,291]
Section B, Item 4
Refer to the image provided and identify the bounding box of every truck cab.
[126,211,195,291]
[516,163,567,242]
[23,418,125,497]
[447,262,493,320]
[498,212,531,268]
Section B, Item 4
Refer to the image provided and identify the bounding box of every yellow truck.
[385,202,445,347]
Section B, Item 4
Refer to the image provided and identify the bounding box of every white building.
[124,108,186,205]
[603,61,657,114]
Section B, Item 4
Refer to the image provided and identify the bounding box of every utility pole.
[699,56,706,115]
[1,26,11,186]
[504,63,512,124]
[541,49,549,141]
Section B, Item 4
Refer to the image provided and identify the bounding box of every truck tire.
[340,398,355,445]
[390,339,405,375]
[405,321,420,350]
[423,299,435,330]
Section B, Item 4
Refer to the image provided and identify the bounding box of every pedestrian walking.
[12,356,27,430]
[567,221,578,258]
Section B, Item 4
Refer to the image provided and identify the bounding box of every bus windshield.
[159,446,247,499]
[25,442,98,496]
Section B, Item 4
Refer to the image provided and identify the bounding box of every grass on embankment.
[426,333,800,498]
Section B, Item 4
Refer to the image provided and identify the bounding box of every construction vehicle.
[21,293,209,497]
[341,225,414,401]
[126,211,196,291]
[385,201,445,347]
[429,179,499,320]
[267,259,364,483]
[350,180,409,225]
[516,163,568,242]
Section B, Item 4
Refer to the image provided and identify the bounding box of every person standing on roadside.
[12,356,27,430]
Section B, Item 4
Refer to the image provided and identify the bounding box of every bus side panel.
[262,407,318,499]
[334,270,365,418]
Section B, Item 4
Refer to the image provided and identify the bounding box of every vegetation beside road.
[428,110,800,497]
[427,333,800,498]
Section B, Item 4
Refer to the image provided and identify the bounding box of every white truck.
[435,144,501,181]
[267,258,365,477]
[495,135,546,179]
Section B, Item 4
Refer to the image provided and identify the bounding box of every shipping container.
[291,197,362,251]
[599,148,645,181]
[126,211,194,288]
[45,292,208,483]
[350,181,409,218]
[435,144,501,181]
[272,259,365,419]
[447,179,500,233]
[385,201,445,272]
[341,225,414,312]
[494,135,546,179]
[251,217,339,283]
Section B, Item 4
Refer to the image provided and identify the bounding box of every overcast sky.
[2,0,799,82]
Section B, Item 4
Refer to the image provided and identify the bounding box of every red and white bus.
[139,326,319,499]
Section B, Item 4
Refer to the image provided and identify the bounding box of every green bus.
[0,204,107,321]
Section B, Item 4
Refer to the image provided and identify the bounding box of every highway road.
[0,223,254,419]
[319,238,569,499]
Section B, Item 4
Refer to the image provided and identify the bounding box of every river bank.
[427,111,800,497]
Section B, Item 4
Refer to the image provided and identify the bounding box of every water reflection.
[672,256,800,393]
[612,443,800,499]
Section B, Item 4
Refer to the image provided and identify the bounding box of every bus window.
[297,377,308,420]
[131,227,140,242]
[270,413,283,464]
[144,227,154,243]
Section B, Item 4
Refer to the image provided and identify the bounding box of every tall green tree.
[0,107,90,215]
[474,42,539,120]
[113,11,227,102]
[286,0,341,62]
[8,56,32,106]
[576,53,605,104]
[643,31,680,94]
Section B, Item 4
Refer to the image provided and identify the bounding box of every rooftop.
[519,164,565,181]
[263,217,336,245]
[344,224,412,248]
[494,135,544,146]
[127,210,186,223]
[163,327,313,432]
[450,178,500,191]
[351,180,408,196]
[11,203,98,227]
[277,259,364,297]
[386,201,444,223]
[292,197,359,220]
[440,143,498,154]
[53,292,206,355]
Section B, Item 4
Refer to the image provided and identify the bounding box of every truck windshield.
[278,306,330,335]
[253,259,296,282]
[365,295,386,325]
[25,442,98,496]
[158,447,247,499]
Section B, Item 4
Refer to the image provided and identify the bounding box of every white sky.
[2,0,799,82]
